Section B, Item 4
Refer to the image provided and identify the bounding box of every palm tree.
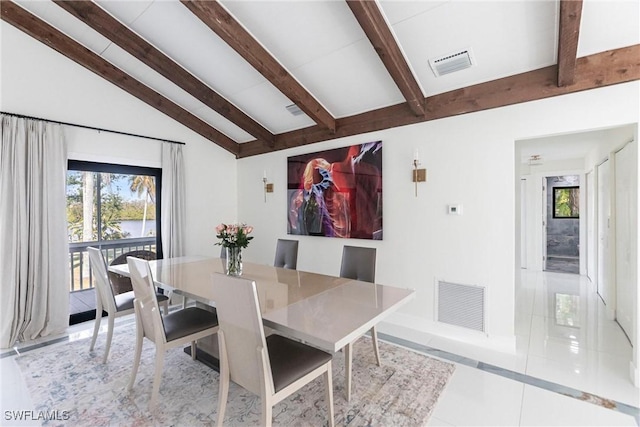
[82,172,95,241]
[129,175,156,237]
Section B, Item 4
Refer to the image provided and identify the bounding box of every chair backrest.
[110,250,156,266]
[211,273,272,396]
[108,250,156,294]
[340,245,376,283]
[87,247,117,313]
[127,256,165,344]
[274,239,299,269]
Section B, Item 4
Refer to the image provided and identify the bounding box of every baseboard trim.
[379,311,516,354]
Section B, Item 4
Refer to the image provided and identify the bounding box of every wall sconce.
[262,171,273,202]
[412,150,426,197]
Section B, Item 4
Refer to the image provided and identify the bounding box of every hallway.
[515,269,634,406]
[381,268,638,425]
[546,256,580,274]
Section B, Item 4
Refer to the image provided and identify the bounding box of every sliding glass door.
[66,160,162,292]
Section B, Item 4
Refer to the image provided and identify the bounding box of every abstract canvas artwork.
[287,141,382,240]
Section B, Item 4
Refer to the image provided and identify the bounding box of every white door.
[542,180,548,271]
[597,159,611,305]
[521,179,527,269]
[614,141,637,345]
[586,170,596,283]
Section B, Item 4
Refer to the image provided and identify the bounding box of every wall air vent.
[436,280,486,333]
[429,48,475,77]
[285,103,304,116]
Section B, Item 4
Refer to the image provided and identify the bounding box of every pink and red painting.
[287,141,382,240]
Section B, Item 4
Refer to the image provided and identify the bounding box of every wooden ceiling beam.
[0,1,239,156]
[181,0,337,133]
[53,0,275,147]
[346,0,425,116]
[239,44,640,157]
[557,0,583,87]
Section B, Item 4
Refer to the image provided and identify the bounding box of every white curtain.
[0,115,70,348]
[161,143,185,258]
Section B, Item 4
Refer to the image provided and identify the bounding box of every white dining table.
[109,255,415,397]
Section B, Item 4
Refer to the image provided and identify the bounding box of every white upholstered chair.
[212,273,334,427]
[339,245,380,401]
[87,247,169,363]
[126,256,219,409]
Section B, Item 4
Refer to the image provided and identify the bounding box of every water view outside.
[120,220,157,238]
[67,169,158,291]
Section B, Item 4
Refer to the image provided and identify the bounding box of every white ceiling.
[11,0,640,152]
[517,124,636,164]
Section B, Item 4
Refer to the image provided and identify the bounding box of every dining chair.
[87,247,169,363]
[339,245,380,401]
[126,256,219,409]
[273,238,299,269]
[212,273,334,427]
[183,246,226,310]
[108,249,156,294]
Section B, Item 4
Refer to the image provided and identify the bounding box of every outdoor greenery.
[66,171,156,242]
[553,187,579,218]
[121,200,157,220]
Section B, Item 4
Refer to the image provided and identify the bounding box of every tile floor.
[545,256,580,274]
[381,269,638,426]
[1,269,638,426]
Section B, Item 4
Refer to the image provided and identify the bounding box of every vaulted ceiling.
[2,0,639,158]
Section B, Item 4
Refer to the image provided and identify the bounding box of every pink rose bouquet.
[215,223,254,248]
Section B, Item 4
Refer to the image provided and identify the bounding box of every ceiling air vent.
[285,103,304,116]
[429,48,475,77]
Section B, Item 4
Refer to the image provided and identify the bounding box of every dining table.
[109,255,415,397]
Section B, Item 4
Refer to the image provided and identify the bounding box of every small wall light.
[412,150,426,197]
[263,171,273,202]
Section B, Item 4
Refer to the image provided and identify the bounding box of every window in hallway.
[553,186,580,218]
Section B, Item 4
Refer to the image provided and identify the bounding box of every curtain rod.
[1,111,186,146]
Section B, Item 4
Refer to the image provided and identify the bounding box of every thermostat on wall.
[448,204,463,215]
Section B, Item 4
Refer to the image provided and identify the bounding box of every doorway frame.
[544,175,582,274]
[520,169,586,274]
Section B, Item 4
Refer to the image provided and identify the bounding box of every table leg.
[344,342,352,401]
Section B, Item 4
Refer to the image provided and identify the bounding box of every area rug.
[15,322,455,426]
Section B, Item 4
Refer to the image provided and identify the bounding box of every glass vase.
[225,246,243,276]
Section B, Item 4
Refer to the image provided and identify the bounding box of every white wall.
[238,82,640,352]
[0,22,238,257]
[3,19,639,355]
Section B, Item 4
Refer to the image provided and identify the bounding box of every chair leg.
[191,341,197,360]
[149,349,165,409]
[216,371,230,427]
[262,396,273,427]
[216,332,230,427]
[344,342,352,402]
[324,362,335,427]
[371,326,381,366]
[89,302,102,351]
[162,299,169,316]
[128,320,144,391]
[102,314,115,363]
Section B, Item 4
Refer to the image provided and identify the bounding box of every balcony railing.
[69,237,157,292]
